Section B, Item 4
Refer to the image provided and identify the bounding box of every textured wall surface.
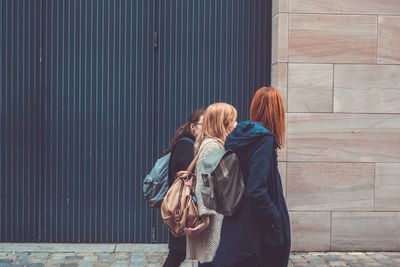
[272,0,400,251]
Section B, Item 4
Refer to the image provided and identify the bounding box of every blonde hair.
[195,103,237,153]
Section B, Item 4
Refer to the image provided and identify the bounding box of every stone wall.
[271,0,400,251]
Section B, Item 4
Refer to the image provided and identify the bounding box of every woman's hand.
[184,215,210,236]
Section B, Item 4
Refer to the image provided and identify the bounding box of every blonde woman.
[184,103,238,266]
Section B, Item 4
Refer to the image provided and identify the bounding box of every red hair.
[250,87,285,148]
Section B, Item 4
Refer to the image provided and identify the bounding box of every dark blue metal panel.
[152,0,272,242]
[41,0,155,242]
[0,0,271,243]
[0,0,43,242]
[155,0,272,144]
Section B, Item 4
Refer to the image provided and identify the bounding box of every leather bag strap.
[187,153,199,173]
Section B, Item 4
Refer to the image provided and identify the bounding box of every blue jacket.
[212,121,290,267]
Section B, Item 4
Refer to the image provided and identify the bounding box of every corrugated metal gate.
[0,0,271,242]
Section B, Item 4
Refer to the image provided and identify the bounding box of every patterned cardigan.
[186,138,224,263]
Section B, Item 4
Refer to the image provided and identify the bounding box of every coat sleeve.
[246,136,281,224]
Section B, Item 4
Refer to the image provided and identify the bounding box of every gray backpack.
[198,148,245,216]
[143,137,194,207]
[143,152,171,207]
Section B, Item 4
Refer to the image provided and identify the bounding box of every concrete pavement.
[0,244,399,266]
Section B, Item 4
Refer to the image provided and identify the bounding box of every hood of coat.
[225,120,276,153]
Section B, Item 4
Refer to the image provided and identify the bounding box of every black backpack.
[198,148,245,216]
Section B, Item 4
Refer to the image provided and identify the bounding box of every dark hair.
[171,109,205,147]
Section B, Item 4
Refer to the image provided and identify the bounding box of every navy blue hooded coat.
[212,121,291,267]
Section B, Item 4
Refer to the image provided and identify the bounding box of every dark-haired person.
[163,109,204,267]
[212,87,291,267]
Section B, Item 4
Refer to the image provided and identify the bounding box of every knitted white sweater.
[186,138,224,263]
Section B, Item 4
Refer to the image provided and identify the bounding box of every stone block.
[287,163,374,211]
[289,15,377,63]
[375,163,400,211]
[288,63,333,112]
[334,64,400,113]
[378,16,400,63]
[290,212,331,251]
[331,212,400,251]
[287,113,400,162]
[289,0,400,15]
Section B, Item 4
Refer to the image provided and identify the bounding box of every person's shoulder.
[252,134,276,151]
[174,135,195,146]
[198,138,222,157]
[172,136,195,154]
[202,138,222,148]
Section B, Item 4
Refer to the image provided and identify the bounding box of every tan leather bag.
[161,154,201,237]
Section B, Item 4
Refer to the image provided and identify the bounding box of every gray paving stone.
[289,254,304,260]
[146,253,162,264]
[83,255,98,261]
[96,252,112,261]
[60,264,79,267]
[15,255,29,265]
[329,261,347,266]
[308,259,327,265]
[130,252,145,258]
[340,254,358,260]
[49,255,66,261]
[346,263,363,267]
[0,259,13,264]
[321,254,341,261]
[114,253,130,260]
[129,261,145,267]
[348,252,365,256]
[52,253,75,257]
[0,244,115,253]
[15,252,30,257]
[65,255,84,260]
[130,257,145,264]
[373,254,389,260]
[29,253,49,260]
[365,263,384,267]
[27,264,44,267]
[375,259,398,265]
[110,260,129,267]
[181,260,198,267]
[115,244,168,253]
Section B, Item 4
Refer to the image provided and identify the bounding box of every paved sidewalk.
[0,244,399,266]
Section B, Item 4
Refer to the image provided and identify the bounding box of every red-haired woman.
[212,87,291,267]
